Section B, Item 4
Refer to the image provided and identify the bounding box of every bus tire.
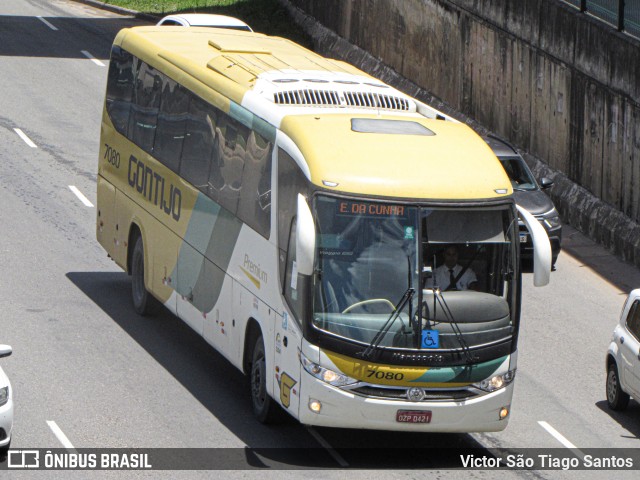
[606,362,630,411]
[250,335,281,424]
[131,236,159,316]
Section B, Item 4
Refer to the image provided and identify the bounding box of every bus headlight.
[473,369,516,392]
[299,351,358,387]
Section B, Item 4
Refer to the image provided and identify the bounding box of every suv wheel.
[606,362,630,411]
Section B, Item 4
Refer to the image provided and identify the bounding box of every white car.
[156,14,252,31]
[0,345,12,453]
[606,290,640,410]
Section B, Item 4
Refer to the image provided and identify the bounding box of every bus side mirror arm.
[296,194,316,276]
[516,204,551,287]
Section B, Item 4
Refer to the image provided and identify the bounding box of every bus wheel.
[131,236,158,316]
[250,336,280,423]
[606,363,629,411]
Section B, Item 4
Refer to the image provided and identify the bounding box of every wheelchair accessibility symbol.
[421,330,439,349]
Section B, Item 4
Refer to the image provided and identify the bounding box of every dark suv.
[484,135,562,265]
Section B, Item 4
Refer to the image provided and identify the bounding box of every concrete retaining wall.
[281,0,640,268]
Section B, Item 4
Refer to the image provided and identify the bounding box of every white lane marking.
[47,420,76,452]
[37,16,58,31]
[306,426,349,467]
[69,186,94,207]
[81,50,105,67]
[538,421,584,458]
[13,128,37,148]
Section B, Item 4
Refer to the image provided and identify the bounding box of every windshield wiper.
[431,290,476,364]
[360,288,415,360]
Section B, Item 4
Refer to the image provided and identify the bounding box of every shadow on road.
[66,270,493,469]
[0,2,313,61]
[595,400,640,441]
[0,15,146,59]
[560,225,640,293]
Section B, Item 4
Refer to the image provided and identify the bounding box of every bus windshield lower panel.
[311,195,518,365]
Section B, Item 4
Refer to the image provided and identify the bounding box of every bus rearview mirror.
[516,204,551,287]
[296,194,315,276]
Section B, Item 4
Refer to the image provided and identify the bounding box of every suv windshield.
[312,195,518,356]
[499,156,537,191]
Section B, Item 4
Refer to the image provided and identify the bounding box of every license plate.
[396,410,432,423]
[519,233,528,243]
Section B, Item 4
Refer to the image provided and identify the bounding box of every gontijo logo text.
[127,154,182,221]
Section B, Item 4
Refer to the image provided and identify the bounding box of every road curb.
[70,0,159,23]
[525,153,640,268]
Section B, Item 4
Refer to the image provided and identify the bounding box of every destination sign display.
[337,200,407,218]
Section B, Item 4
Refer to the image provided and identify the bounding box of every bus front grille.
[350,385,478,402]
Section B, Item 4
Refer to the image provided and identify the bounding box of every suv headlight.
[473,369,516,392]
[543,216,561,229]
[0,386,8,406]
[299,351,358,387]
[539,209,561,229]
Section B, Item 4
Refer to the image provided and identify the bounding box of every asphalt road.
[0,0,638,478]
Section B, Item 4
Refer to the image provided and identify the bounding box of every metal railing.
[562,0,640,38]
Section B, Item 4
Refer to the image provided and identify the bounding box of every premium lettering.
[243,254,268,284]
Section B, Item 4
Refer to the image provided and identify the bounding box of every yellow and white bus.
[97,25,551,432]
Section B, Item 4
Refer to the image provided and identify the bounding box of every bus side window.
[179,94,215,193]
[277,148,308,291]
[105,46,134,136]
[216,117,249,215]
[283,218,309,321]
[154,76,190,173]
[128,62,162,153]
[236,130,272,238]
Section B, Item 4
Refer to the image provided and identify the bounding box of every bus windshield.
[312,195,518,355]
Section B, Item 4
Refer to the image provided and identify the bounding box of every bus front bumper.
[298,375,514,432]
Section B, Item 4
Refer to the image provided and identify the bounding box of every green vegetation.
[103,0,312,47]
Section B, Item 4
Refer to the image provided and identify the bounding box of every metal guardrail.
[562,0,640,38]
